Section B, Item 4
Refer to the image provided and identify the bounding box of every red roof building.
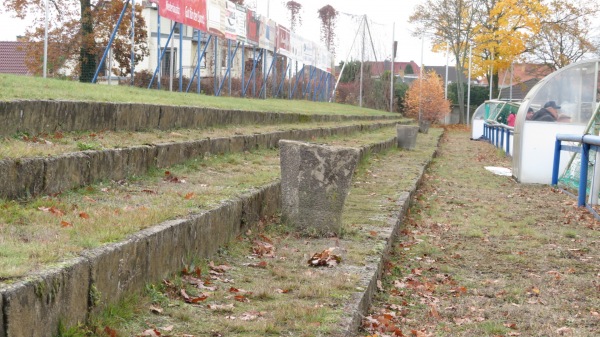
[0,41,31,75]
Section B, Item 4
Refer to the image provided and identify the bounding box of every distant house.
[0,41,31,75]
[365,60,421,79]
[424,65,469,86]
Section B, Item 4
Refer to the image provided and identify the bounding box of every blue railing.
[482,121,514,156]
[552,133,600,219]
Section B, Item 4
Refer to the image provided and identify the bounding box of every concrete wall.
[0,122,401,200]
[0,136,401,337]
[0,100,400,136]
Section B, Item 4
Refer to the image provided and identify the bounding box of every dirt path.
[362,128,600,336]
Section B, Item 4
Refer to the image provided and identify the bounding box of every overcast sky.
[0,0,449,66]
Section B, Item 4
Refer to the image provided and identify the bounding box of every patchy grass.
[0,74,396,117]
[0,119,405,159]
[65,129,443,336]
[362,129,600,337]
[0,126,405,281]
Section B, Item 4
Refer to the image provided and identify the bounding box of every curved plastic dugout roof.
[512,59,600,183]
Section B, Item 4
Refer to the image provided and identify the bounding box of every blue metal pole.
[259,49,277,98]
[228,40,232,95]
[148,21,176,89]
[506,129,510,155]
[214,36,218,96]
[186,33,211,93]
[276,62,290,98]
[217,41,240,96]
[131,0,135,86]
[178,23,183,92]
[551,138,562,185]
[93,0,131,83]
[291,64,304,98]
[241,42,245,98]
[157,4,161,90]
[243,47,259,97]
[579,143,590,207]
[500,127,504,150]
[197,30,201,94]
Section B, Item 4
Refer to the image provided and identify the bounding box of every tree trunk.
[455,55,465,124]
[79,0,96,82]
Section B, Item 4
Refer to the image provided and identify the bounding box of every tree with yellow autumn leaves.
[404,70,451,123]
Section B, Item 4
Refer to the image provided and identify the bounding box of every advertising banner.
[235,4,247,43]
[207,0,225,38]
[259,16,276,50]
[159,0,184,23]
[277,25,291,57]
[224,1,237,40]
[302,39,315,66]
[290,31,303,62]
[246,10,260,46]
[183,0,207,32]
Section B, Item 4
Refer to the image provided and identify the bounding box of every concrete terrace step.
[0,128,443,337]
[0,100,400,136]
[0,121,405,200]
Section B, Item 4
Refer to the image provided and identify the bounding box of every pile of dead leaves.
[307,247,341,267]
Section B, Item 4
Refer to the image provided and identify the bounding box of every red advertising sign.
[277,25,290,57]
[184,0,207,31]
[159,0,184,23]
[246,9,260,46]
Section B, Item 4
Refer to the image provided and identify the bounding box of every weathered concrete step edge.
[341,131,445,336]
[0,100,402,136]
[0,136,400,337]
[0,121,407,200]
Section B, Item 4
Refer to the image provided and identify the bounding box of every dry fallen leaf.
[308,247,342,267]
[149,305,163,314]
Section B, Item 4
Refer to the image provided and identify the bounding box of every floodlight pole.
[359,15,366,107]
[43,0,48,78]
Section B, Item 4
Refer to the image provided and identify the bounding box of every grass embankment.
[363,128,599,337]
[61,129,442,337]
[0,74,394,117]
[0,120,404,159]
[0,126,402,282]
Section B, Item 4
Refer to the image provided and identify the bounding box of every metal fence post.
[578,143,590,207]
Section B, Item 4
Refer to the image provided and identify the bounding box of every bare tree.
[525,0,599,70]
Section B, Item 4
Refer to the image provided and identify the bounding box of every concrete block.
[396,125,419,150]
[139,219,191,282]
[158,105,178,130]
[155,142,186,168]
[182,139,210,160]
[229,135,246,153]
[15,158,46,198]
[209,137,230,155]
[242,134,258,151]
[0,286,4,337]
[87,149,127,182]
[116,103,161,131]
[124,145,156,177]
[240,190,262,228]
[44,152,92,195]
[83,237,148,313]
[205,200,243,251]
[280,140,360,236]
[188,211,211,258]
[2,258,90,337]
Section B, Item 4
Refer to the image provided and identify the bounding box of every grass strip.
[0,74,394,117]
[363,128,600,337]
